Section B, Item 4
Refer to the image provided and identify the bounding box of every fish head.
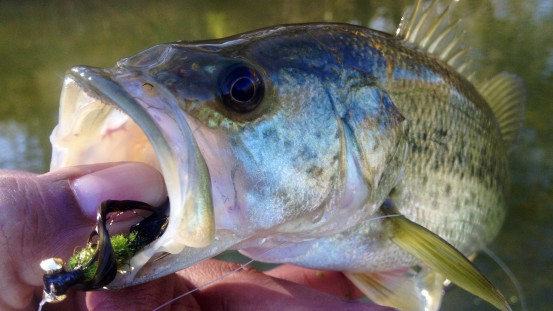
[50,25,407,286]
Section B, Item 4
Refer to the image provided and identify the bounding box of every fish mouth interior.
[51,67,215,281]
[51,74,161,173]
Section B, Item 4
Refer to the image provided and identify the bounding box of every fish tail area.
[477,72,525,148]
[345,267,446,311]
[359,201,511,311]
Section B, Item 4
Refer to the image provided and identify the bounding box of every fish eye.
[219,65,264,113]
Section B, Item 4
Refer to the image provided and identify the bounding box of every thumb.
[0,162,166,310]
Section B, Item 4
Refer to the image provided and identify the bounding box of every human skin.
[0,163,390,311]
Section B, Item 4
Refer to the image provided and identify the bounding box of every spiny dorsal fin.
[397,1,525,148]
[381,202,511,311]
[396,0,475,83]
[477,72,525,147]
[345,267,446,311]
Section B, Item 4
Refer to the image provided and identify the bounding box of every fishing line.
[482,247,527,311]
[151,213,402,310]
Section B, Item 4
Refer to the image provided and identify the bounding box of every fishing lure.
[40,200,168,303]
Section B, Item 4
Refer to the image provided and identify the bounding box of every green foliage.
[112,231,142,267]
[66,231,142,282]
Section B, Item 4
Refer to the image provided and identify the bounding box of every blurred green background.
[1,0,551,310]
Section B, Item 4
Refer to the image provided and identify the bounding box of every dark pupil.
[230,77,256,103]
[221,66,264,114]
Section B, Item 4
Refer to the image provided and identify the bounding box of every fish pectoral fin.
[345,266,446,311]
[381,202,511,311]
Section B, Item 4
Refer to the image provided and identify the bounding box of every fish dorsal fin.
[477,72,525,147]
[396,1,525,148]
[381,202,511,311]
[345,266,446,311]
[396,0,475,82]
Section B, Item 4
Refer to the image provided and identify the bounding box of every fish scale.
[386,75,508,254]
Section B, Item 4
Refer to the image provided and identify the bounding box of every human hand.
[0,163,391,311]
[84,260,390,311]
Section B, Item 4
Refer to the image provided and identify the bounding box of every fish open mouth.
[50,66,217,287]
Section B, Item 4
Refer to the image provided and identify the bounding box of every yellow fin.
[477,72,525,147]
[381,203,511,311]
[345,267,446,311]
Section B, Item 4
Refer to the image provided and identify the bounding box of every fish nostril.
[142,82,156,96]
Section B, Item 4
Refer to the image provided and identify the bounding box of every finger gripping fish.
[42,0,525,310]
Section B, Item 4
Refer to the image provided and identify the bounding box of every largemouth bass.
[45,0,524,310]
